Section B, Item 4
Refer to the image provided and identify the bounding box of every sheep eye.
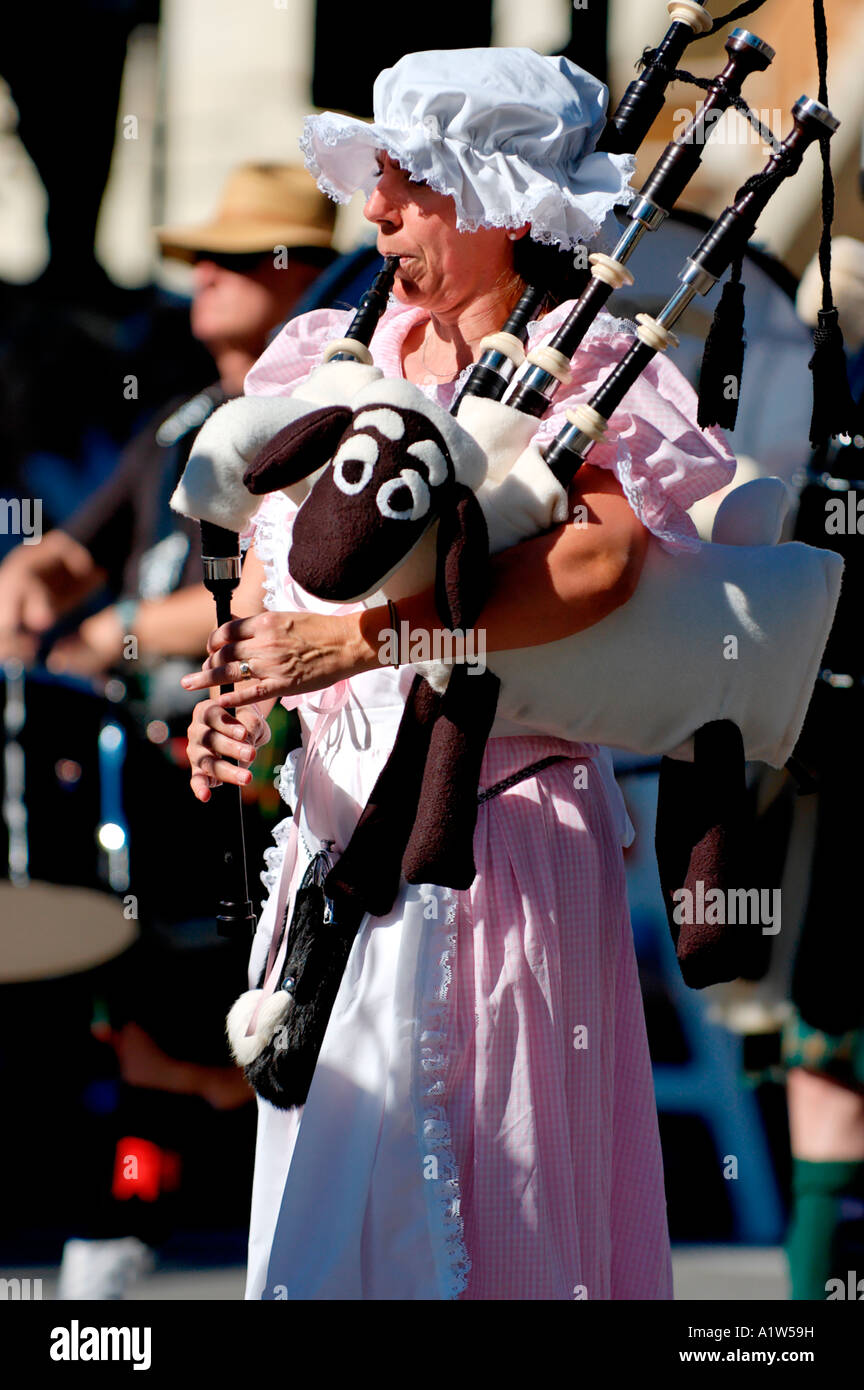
[376,469,430,521]
[333,434,378,495]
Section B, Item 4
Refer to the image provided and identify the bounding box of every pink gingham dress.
[241,298,736,1301]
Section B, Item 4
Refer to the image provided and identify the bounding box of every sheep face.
[289,404,456,602]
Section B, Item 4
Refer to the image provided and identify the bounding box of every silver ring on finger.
[239,660,253,678]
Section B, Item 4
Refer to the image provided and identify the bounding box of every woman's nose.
[363,181,401,229]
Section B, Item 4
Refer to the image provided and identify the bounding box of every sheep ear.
[243,406,352,495]
[434,483,489,630]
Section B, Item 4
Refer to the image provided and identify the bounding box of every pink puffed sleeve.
[529,305,737,552]
[243,306,354,398]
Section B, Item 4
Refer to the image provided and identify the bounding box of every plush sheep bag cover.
[172,362,843,1108]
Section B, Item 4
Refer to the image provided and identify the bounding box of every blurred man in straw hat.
[0,162,336,677]
[157,162,337,259]
[0,163,336,1303]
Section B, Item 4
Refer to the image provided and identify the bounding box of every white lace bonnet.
[300,47,635,251]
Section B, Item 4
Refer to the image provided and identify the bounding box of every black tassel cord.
[807,0,855,447]
[697,254,747,430]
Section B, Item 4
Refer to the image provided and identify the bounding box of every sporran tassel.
[241,847,362,1110]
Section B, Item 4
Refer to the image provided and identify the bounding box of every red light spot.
[111,1137,181,1202]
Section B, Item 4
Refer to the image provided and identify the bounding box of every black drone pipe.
[541,97,840,486]
[505,26,775,420]
[453,4,755,413]
[597,0,714,154]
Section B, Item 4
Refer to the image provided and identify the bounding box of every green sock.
[785,1158,864,1300]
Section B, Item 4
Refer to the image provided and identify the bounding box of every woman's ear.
[434,483,490,630]
[243,406,352,495]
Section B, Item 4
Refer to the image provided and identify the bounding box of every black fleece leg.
[402,664,500,890]
[325,675,441,918]
[655,720,764,988]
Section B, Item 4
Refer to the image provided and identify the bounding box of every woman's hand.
[187,699,272,802]
[180,608,382,711]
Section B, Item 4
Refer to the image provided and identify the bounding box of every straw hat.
[156,163,336,261]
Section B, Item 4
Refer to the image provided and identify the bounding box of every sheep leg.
[655,719,763,988]
[324,674,441,918]
[402,663,500,890]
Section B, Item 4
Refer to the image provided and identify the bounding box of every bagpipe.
[171,1,852,1108]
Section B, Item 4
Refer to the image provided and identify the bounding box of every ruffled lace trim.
[250,487,297,615]
[413,889,471,1299]
[300,116,634,252]
[251,495,284,613]
[259,811,295,897]
[614,441,702,555]
[578,308,638,347]
[259,746,306,896]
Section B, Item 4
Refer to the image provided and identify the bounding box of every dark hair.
[511,236,592,311]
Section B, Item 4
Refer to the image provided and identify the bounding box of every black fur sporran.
[243,849,361,1109]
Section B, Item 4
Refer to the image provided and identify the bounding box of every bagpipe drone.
[172,2,850,1108]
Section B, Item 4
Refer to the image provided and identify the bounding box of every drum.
[1,662,139,982]
[0,657,287,985]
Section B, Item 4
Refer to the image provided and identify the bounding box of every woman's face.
[363,152,519,317]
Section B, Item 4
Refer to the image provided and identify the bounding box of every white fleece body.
[488,524,842,766]
[425,400,842,768]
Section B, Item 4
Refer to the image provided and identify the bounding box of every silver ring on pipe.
[239,661,252,678]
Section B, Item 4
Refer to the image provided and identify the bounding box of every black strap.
[813,0,834,313]
[700,0,769,36]
[477,754,571,804]
[637,0,781,153]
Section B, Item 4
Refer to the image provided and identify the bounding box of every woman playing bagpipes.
[181,48,737,1300]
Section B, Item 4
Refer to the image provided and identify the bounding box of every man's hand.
[0,531,104,662]
[45,607,126,677]
[0,561,54,661]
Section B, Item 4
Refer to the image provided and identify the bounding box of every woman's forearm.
[392,526,639,652]
[181,472,650,705]
[359,545,632,662]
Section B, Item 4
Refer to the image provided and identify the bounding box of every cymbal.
[0,882,138,982]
